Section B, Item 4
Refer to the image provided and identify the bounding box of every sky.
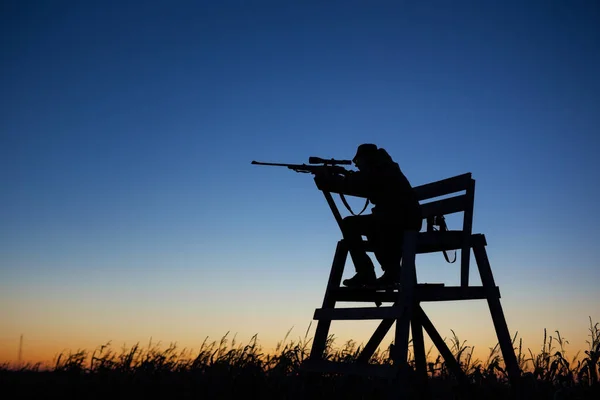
[1,0,599,366]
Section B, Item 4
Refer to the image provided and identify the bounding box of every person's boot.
[375,269,401,287]
[342,269,377,287]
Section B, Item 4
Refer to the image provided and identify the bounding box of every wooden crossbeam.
[332,285,499,303]
[420,194,469,219]
[416,306,469,385]
[415,231,465,253]
[314,305,406,320]
[357,318,396,363]
[413,173,472,201]
[361,232,486,254]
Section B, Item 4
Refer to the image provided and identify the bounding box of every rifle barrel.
[251,161,306,167]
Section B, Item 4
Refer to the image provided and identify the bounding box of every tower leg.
[411,307,430,399]
[357,318,394,363]
[393,231,417,366]
[472,237,521,386]
[310,240,348,360]
[391,231,418,397]
[417,306,468,384]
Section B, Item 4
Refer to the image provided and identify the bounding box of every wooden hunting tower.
[302,172,521,396]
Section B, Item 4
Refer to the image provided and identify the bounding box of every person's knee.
[342,215,359,223]
[342,215,361,231]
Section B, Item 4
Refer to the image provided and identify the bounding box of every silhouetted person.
[315,144,422,287]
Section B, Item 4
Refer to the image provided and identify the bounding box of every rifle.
[251,157,352,176]
[251,157,369,216]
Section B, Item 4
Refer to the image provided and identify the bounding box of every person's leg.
[371,212,423,285]
[370,218,404,284]
[340,215,377,286]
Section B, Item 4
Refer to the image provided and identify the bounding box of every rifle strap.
[435,216,457,263]
[339,194,369,216]
[443,246,456,263]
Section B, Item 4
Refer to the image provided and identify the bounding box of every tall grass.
[1,318,598,399]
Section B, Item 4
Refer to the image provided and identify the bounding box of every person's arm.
[314,170,371,198]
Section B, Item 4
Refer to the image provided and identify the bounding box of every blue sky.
[1,0,599,363]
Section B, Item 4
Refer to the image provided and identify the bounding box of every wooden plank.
[331,285,499,303]
[322,241,349,304]
[472,232,487,246]
[357,318,395,363]
[416,231,486,254]
[314,305,405,320]
[419,194,469,219]
[460,179,475,287]
[411,312,430,396]
[322,190,346,231]
[310,240,348,359]
[418,285,499,302]
[301,359,397,378]
[417,306,469,385]
[473,241,521,385]
[390,232,419,398]
[413,173,472,201]
[361,230,469,254]
[415,231,464,254]
[332,287,397,303]
[394,231,418,365]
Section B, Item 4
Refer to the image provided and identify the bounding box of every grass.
[1,318,599,399]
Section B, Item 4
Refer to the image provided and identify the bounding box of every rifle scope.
[308,157,352,165]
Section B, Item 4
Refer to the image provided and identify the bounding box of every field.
[2,318,598,399]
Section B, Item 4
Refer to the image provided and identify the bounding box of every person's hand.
[313,171,330,190]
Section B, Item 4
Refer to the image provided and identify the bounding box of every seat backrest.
[412,173,475,286]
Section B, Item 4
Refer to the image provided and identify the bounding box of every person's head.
[352,143,379,171]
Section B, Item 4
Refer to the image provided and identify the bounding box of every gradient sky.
[1,0,599,365]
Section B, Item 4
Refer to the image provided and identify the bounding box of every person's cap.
[353,143,378,162]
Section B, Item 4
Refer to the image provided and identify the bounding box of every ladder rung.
[331,285,500,303]
[301,359,397,378]
[314,306,404,320]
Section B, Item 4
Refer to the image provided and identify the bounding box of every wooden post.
[460,179,475,287]
[393,231,418,366]
[411,308,430,399]
[357,318,394,363]
[310,240,348,360]
[417,306,468,385]
[472,236,521,386]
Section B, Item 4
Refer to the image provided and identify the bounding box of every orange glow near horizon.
[2,311,596,369]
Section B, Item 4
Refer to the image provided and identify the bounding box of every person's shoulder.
[384,161,402,173]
